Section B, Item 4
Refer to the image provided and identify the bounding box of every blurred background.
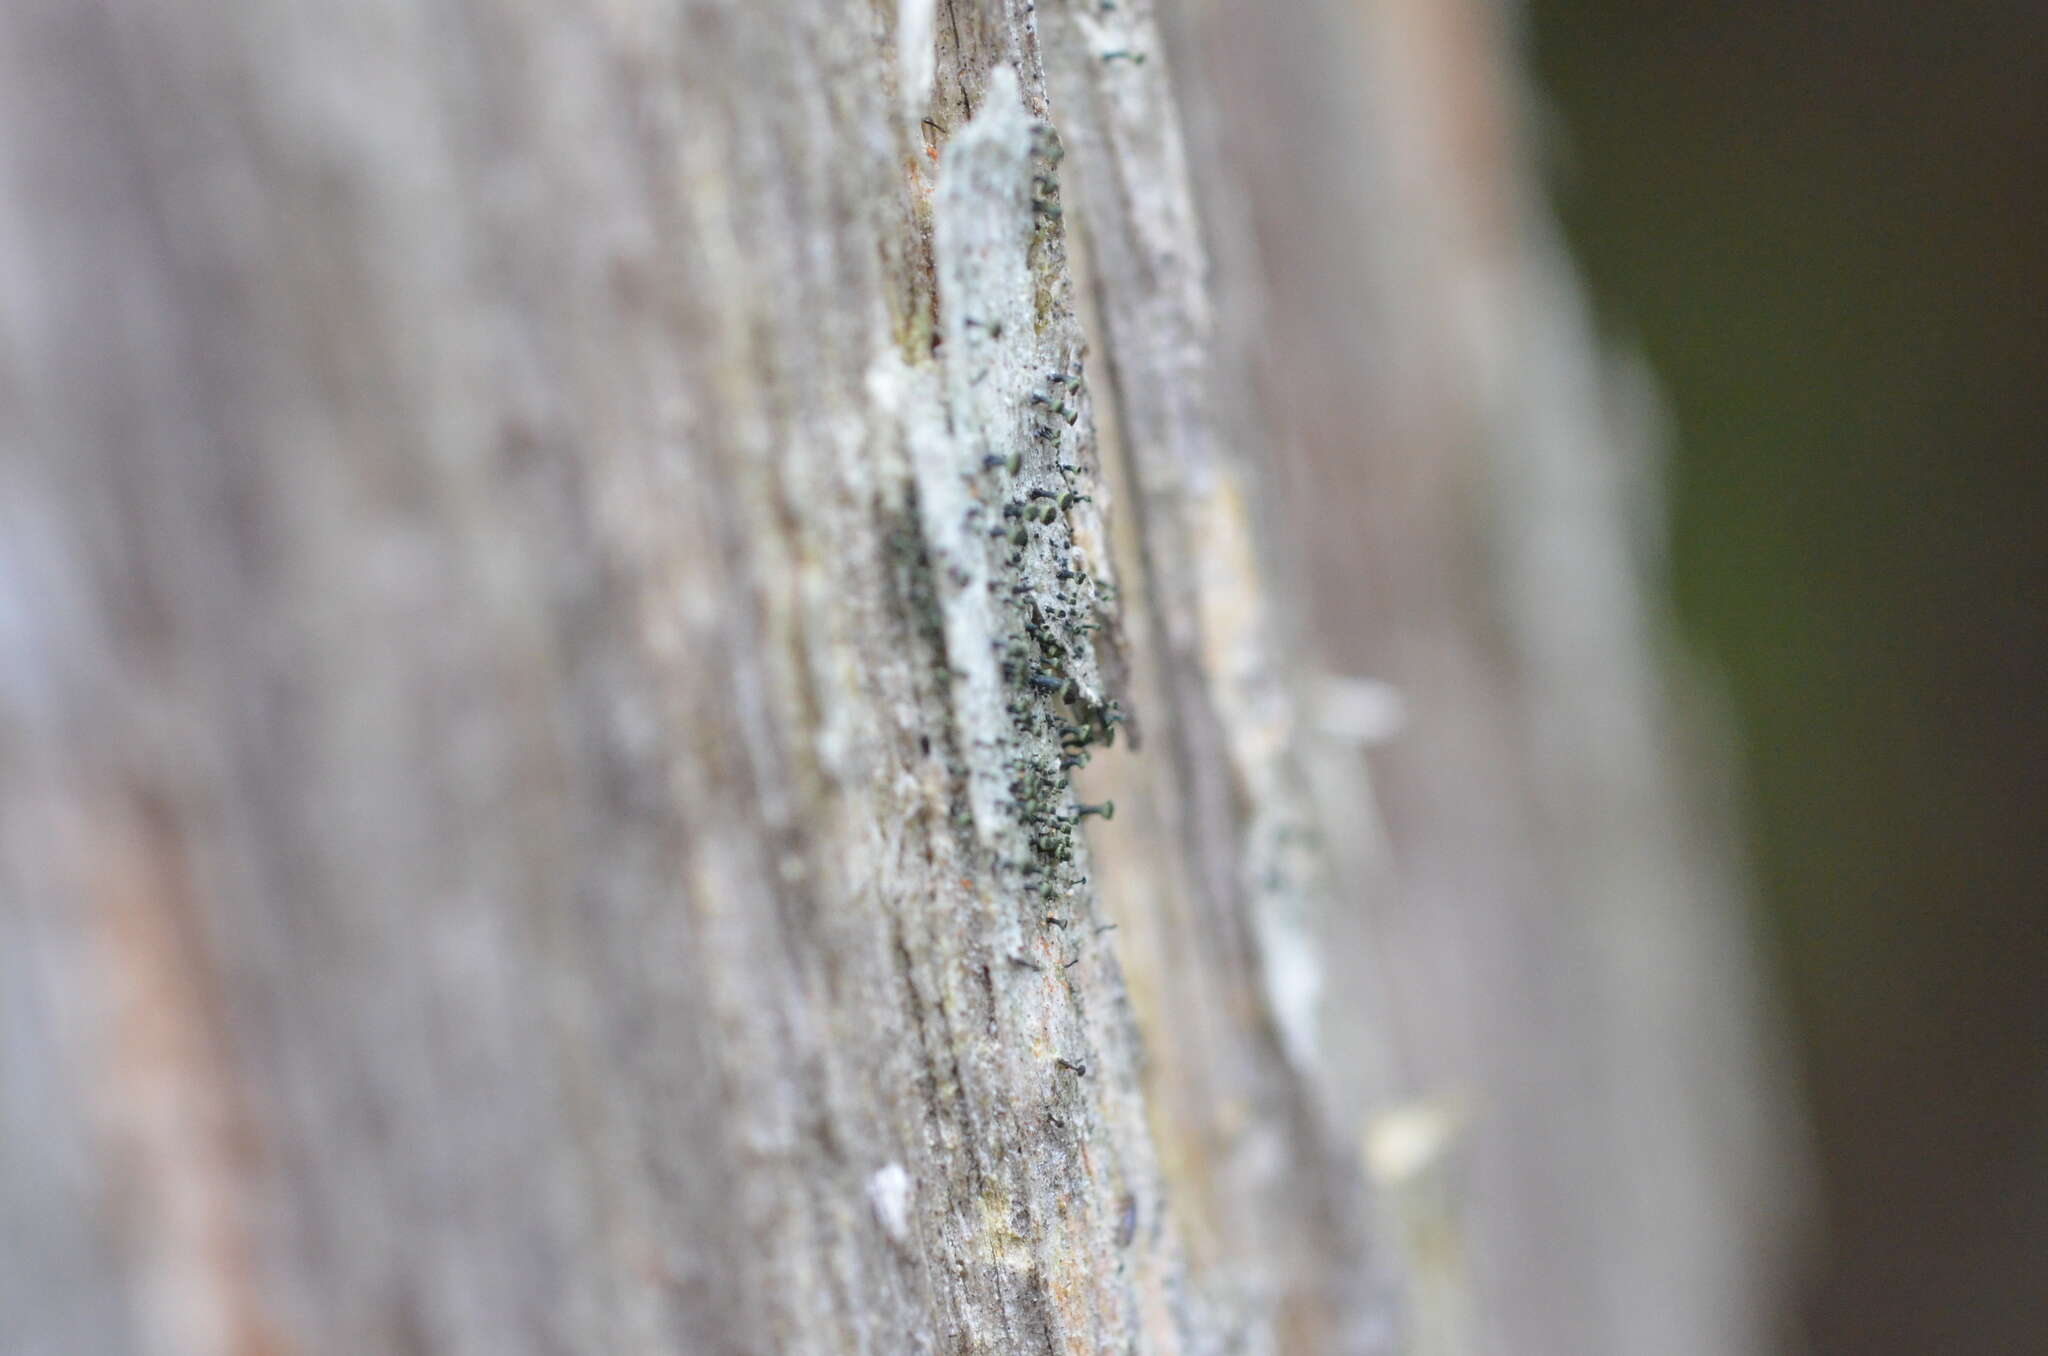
[1528,2,2048,1351]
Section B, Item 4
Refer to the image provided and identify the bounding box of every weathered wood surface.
[0,2,1781,1354]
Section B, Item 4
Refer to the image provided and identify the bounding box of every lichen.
[916,66,1126,926]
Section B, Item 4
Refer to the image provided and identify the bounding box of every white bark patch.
[895,0,936,121]
[866,1163,913,1245]
[1312,674,1410,747]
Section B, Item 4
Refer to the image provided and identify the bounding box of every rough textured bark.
[0,2,1782,1355]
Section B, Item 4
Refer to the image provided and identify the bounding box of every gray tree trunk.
[0,2,1788,1354]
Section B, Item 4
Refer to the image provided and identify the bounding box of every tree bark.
[0,2,1783,1354]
